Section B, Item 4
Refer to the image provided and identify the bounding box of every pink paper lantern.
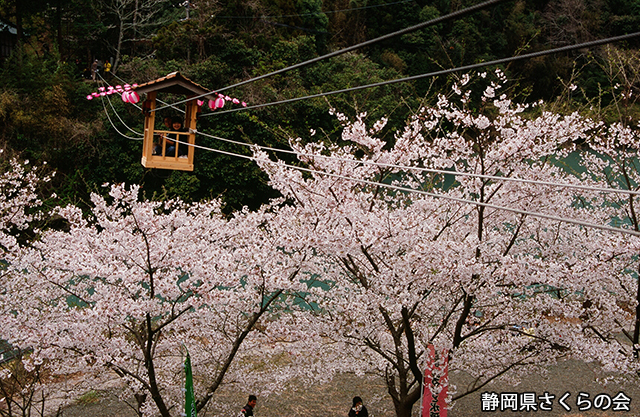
[124,84,131,91]
[208,99,216,110]
[86,95,93,100]
[129,91,140,104]
[232,98,240,104]
[215,97,225,108]
[121,92,130,103]
[99,87,106,92]
[242,102,248,107]
[197,99,204,107]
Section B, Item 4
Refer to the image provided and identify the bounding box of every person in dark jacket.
[165,117,188,157]
[348,396,369,417]
[239,395,257,417]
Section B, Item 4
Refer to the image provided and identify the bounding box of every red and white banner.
[421,345,449,417]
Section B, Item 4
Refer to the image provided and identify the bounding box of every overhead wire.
[103,30,640,196]
[170,132,640,238]
[89,0,640,235]
[97,75,146,138]
[106,36,640,197]
[193,130,640,197]
[202,32,640,117]
[99,95,143,140]
[154,0,509,112]
[96,86,640,199]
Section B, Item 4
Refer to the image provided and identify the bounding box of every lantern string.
[110,72,188,114]
[99,72,141,110]
[103,72,246,112]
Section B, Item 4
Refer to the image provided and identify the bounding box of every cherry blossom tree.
[255,71,640,417]
[0,155,48,258]
[0,155,56,417]
[1,184,316,417]
[576,118,640,373]
[3,73,640,417]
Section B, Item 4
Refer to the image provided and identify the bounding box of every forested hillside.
[0,0,638,213]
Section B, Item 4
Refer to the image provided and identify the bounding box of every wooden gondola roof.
[133,71,216,100]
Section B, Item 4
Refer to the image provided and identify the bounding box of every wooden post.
[141,91,157,167]
[185,97,197,165]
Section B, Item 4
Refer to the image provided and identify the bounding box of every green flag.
[185,350,197,417]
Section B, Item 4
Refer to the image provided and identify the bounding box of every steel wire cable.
[154,0,509,112]
[100,95,144,140]
[202,32,640,117]
[104,32,640,196]
[172,133,640,237]
[101,78,640,197]
[192,129,640,197]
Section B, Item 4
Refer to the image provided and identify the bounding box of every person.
[166,117,188,157]
[91,59,98,81]
[348,396,369,417]
[155,117,187,157]
[239,395,257,417]
[153,116,173,156]
[163,116,172,130]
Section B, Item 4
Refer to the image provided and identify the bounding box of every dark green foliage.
[0,0,638,213]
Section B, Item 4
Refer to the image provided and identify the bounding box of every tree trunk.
[633,262,640,359]
[113,19,124,73]
[15,0,23,44]
[143,314,171,417]
[391,397,414,417]
[56,0,63,56]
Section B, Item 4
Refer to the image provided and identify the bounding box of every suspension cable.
[154,0,509,112]
[202,32,640,117]
[172,133,640,237]
[100,95,143,140]
[193,130,640,197]
[102,68,640,197]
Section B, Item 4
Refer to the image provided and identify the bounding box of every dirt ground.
[57,359,640,417]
